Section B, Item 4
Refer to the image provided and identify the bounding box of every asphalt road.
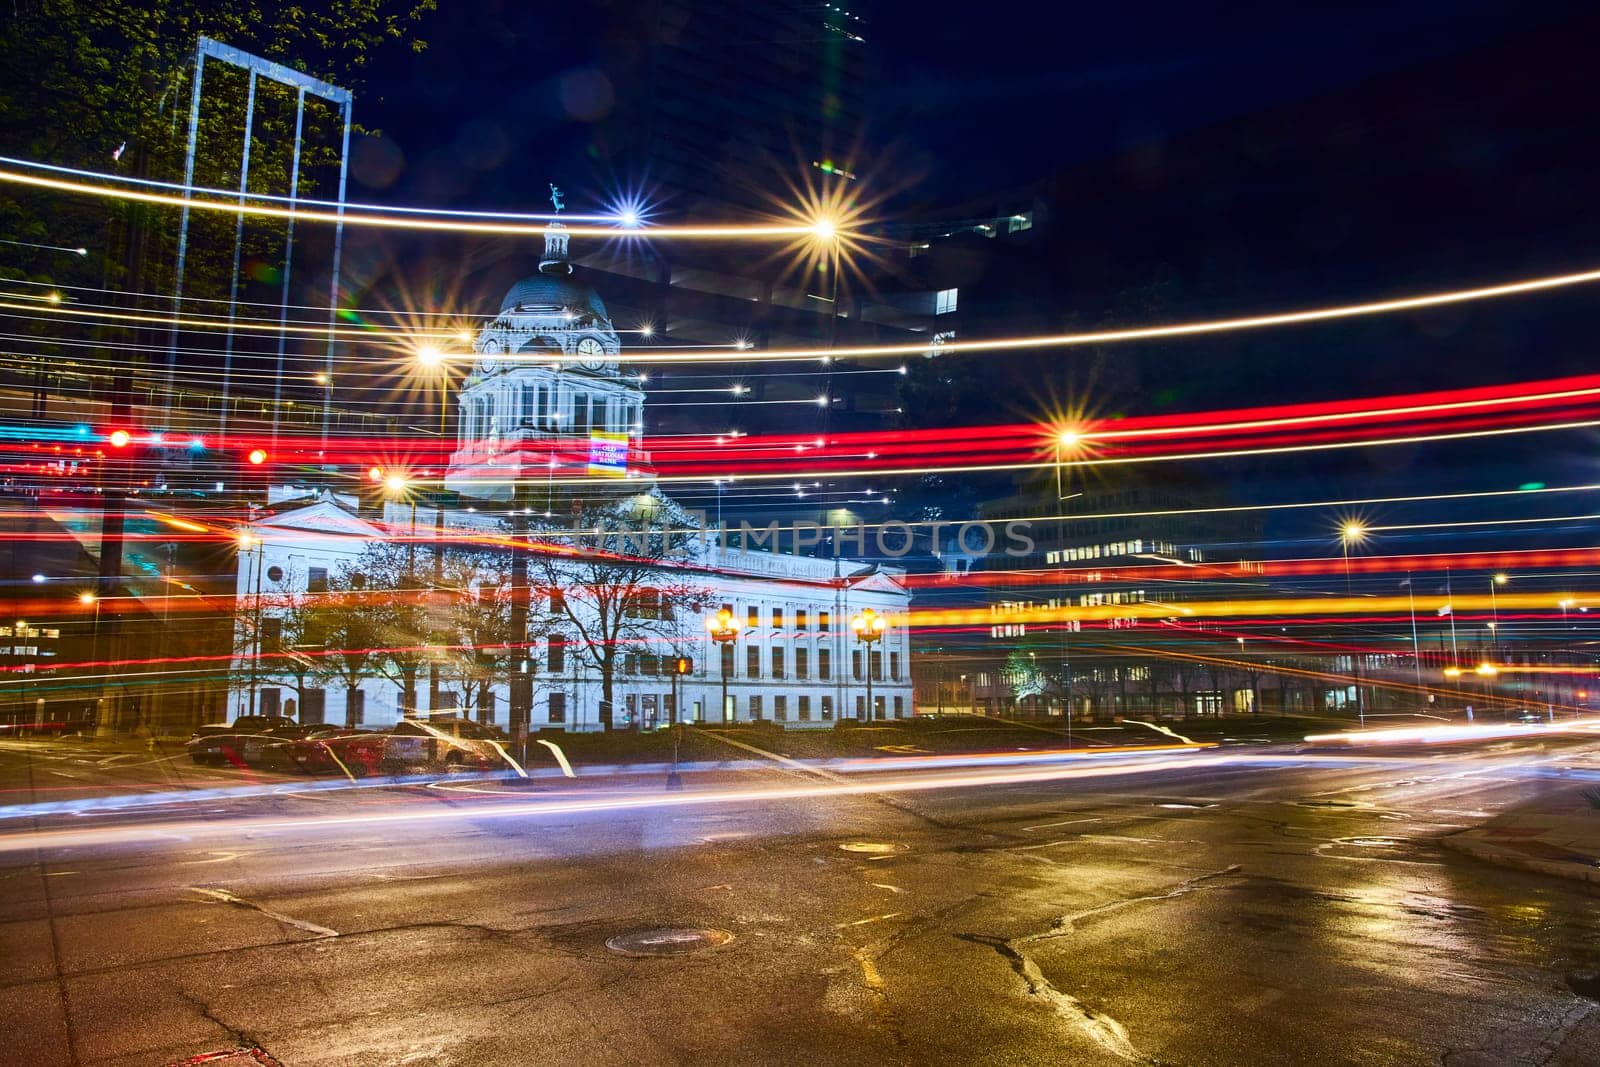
[3,731,1600,1066]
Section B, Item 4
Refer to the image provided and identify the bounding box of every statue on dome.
[549,183,564,214]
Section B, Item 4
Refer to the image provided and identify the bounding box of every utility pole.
[508,487,532,746]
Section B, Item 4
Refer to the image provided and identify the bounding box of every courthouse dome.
[498,274,609,322]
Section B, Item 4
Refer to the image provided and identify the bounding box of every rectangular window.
[821,695,833,720]
[774,695,788,721]
[795,647,809,679]
[772,606,784,629]
[747,604,759,628]
[302,689,326,725]
[890,651,901,681]
[798,695,811,721]
[894,696,905,719]
[347,688,366,725]
[935,287,959,315]
[819,610,832,630]
[818,647,831,680]
[852,649,863,680]
[260,617,282,654]
[746,642,761,678]
[548,692,566,724]
[771,645,785,680]
[307,567,328,594]
[855,694,865,720]
[548,588,566,614]
[259,689,280,716]
[796,608,809,630]
[749,694,763,720]
[547,636,566,673]
[871,650,883,681]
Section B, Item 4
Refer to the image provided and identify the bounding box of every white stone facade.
[229,493,913,731]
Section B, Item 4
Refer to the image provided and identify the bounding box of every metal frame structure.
[167,37,352,451]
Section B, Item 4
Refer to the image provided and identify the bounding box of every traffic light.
[674,656,693,676]
[247,448,268,465]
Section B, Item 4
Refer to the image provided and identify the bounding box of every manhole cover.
[605,927,734,957]
[839,841,907,854]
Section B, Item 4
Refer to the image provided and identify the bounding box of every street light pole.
[851,608,887,721]
[1340,522,1367,727]
[240,534,265,718]
[705,607,742,724]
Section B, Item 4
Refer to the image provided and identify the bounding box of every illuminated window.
[1007,212,1033,233]
[935,288,959,315]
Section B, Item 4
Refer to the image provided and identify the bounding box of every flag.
[1437,604,1452,616]
[1399,578,1411,588]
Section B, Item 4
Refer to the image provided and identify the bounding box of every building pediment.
[258,498,380,539]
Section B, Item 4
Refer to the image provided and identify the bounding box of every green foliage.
[0,0,435,297]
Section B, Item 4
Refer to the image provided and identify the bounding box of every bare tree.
[353,541,431,717]
[528,496,709,731]
[436,550,542,722]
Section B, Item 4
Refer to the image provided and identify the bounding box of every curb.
[1441,832,1600,886]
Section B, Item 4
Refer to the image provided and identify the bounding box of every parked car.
[287,728,388,776]
[1514,709,1544,724]
[379,717,515,772]
[240,723,331,769]
[186,715,298,765]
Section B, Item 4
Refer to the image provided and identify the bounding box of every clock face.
[576,336,607,370]
[477,338,502,374]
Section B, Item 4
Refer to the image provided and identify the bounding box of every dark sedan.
[185,715,298,766]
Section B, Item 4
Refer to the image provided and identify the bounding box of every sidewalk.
[1443,791,1600,885]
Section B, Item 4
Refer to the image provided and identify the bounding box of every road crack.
[960,864,1243,1063]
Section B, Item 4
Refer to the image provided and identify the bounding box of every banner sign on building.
[587,431,630,477]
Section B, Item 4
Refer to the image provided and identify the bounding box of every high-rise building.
[597,0,869,215]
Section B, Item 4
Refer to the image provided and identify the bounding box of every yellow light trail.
[482,263,1600,364]
[0,299,456,342]
[899,591,1594,629]
[0,167,821,240]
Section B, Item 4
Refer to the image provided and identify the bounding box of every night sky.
[346,1,1600,556]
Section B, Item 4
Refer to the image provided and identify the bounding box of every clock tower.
[443,215,648,502]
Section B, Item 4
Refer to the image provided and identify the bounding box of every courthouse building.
[230,224,912,731]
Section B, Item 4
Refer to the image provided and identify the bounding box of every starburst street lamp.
[704,608,743,724]
[1337,521,1369,726]
[851,608,889,721]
